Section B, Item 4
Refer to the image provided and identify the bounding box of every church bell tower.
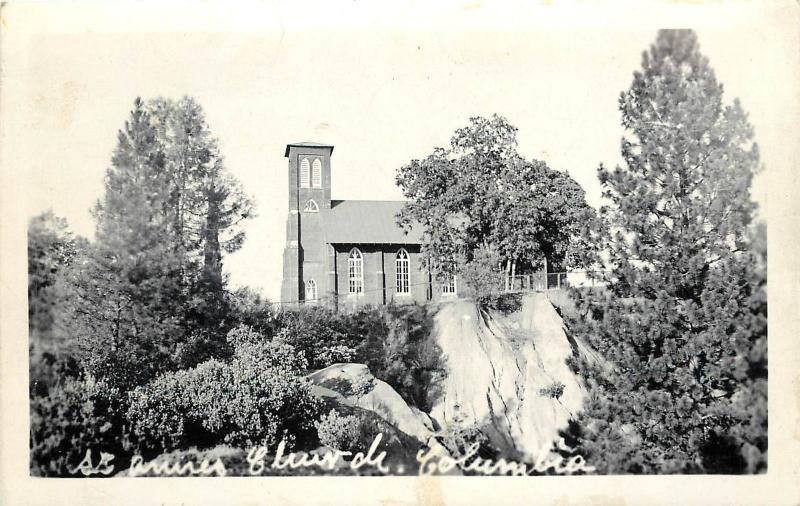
[279,142,334,304]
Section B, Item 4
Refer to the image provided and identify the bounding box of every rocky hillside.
[307,292,600,466]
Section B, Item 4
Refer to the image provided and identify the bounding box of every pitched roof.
[323,200,423,244]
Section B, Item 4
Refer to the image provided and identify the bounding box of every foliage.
[28,212,87,396]
[126,326,320,457]
[275,306,361,370]
[395,114,599,288]
[268,304,443,412]
[538,381,566,400]
[61,97,253,391]
[478,291,524,315]
[455,244,504,299]
[28,211,82,343]
[226,286,280,336]
[355,304,445,412]
[315,409,362,452]
[436,413,500,475]
[568,30,766,474]
[30,376,128,476]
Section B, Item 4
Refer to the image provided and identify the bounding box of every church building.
[280,142,457,309]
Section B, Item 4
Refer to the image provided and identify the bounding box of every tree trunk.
[510,259,517,291]
[543,255,548,290]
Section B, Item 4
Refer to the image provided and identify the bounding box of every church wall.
[297,208,326,302]
[332,244,429,310]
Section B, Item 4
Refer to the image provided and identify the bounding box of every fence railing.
[503,271,606,291]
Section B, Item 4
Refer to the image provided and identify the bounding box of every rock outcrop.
[428,292,593,461]
[307,363,435,445]
[307,292,597,465]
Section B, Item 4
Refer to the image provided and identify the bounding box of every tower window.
[299,158,310,188]
[396,249,410,295]
[303,200,319,213]
[305,279,317,301]
[312,159,322,187]
[442,274,457,295]
[348,248,363,294]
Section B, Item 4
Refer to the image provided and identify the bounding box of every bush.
[30,376,127,476]
[355,304,444,412]
[478,291,524,314]
[275,307,360,370]
[126,326,321,456]
[29,343,80,398]
[455,246,504,300]
[437,413,499,474]
[226,287,280,337]
[538,381,566,399]
[315,409,361,452]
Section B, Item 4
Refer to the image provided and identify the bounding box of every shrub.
[478,291,524,314]
[315,409,361,452]
[126,326,321,457]
[275,307,359,370]
[455,246,504,300]
[538,381,566,399]
[30,376,128,476]
[226,287,279,337]
[29,343,80,398]
[355,304,444,412]
[437,413,498,473]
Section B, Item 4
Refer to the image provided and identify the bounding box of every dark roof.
[284,142,335,157]
[324,200,423,244]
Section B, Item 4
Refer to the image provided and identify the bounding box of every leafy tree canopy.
[396,115,598,283]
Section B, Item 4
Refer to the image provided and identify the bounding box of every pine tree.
[28,211,80,344]
[569,30,766,473]
[65,97,253,389]
[149,97,253,361]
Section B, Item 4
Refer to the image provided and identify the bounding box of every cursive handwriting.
[70,433,594,477]
[248,432,390,474]
[70,449,116,476]
[127,454,227,477]
[416,439,596,476]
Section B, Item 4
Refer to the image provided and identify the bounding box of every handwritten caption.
[70,433,595,477]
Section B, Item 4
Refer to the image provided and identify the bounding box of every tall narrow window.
[303,200,319,213]
[299,158,310,188]
[396,249,410,295]
[442,274,457,295]
[305,279,317,301]
[311,159,322,187]
[348,248,363,294]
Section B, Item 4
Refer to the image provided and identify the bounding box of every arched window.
[303,200,319,213]
[442,274,457,295]
[299,158,310,188]
[305,279,317,301]
[311,159,322,187]
[396,249,410,295]
[348,248,363,294]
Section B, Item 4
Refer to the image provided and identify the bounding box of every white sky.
[3,1,798,301]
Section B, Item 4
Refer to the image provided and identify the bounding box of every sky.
[4,1,798,301]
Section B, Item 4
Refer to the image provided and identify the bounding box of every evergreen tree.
[569,30,766,473]
[149,97,253,360]
[28,211,85,395]
[65,97,253,389]
[28,211,80,344]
